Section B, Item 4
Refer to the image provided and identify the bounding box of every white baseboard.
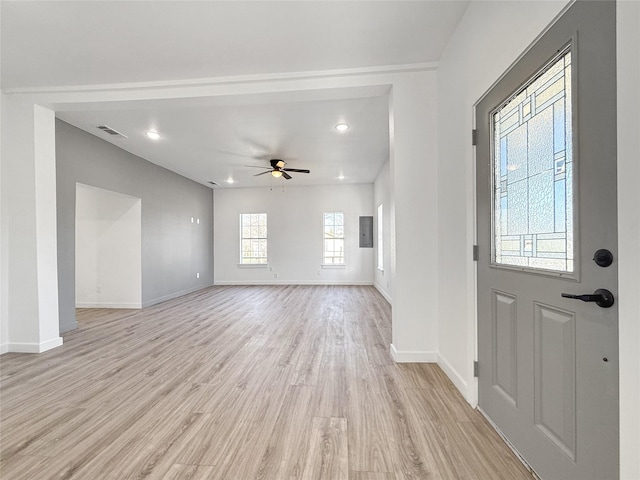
[6,336,63,354]
[214,281,375,286]
[76,302,141,309]
[389,343,437,363]
[142,284,212,308]
[0,343,8,355]
[373,283,392,304]
[437,352,474,404]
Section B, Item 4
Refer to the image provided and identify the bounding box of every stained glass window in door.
[493,50,573,272]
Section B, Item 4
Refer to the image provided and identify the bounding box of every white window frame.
[377,204,384,271]
[322,211,345,267]
[239,213,268,266]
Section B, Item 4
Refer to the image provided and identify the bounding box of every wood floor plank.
[254,384,315,479]
[345,372,396,473]
[0,285,533,480]
[0,406,85,459]
[349,472,396,480]
[371,365,443,480]
[344,310,396,474]
[300,417,348,480]
[160,464,217,480]
[454,419,533,480]
[312,350,347,418]
[0,454,52,480]
[67,410,202,480]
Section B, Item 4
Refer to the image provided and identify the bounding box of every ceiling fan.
[247,159,310,180]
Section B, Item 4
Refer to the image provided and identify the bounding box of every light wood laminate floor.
[1,285,533,479]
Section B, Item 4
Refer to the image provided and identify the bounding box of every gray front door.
[475,2,618,479]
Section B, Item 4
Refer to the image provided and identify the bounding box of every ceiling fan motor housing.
[270,159,285,169]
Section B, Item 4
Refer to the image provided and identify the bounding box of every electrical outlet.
[274,273,278,279]
[190,217,194,223]
[196,272,200,279]
[196,218,200,224]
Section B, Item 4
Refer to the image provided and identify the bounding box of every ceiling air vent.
[208,181,218,186]
[96,125,128,138]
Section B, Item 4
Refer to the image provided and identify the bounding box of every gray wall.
[56,120,213,333]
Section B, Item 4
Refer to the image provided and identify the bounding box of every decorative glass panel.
[493,49,573,273]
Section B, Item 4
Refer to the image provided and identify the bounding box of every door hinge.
[473,245,479,261]
[471,129,478,146]
[474,361,479,377]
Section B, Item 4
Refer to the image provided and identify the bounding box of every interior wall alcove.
[75,183,142,309]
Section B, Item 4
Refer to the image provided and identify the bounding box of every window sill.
[321,264,346,269]
[237,263,268,268]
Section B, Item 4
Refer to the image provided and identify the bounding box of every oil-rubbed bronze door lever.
[561,289,615,308]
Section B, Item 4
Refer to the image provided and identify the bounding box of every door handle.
[561,288,615,308]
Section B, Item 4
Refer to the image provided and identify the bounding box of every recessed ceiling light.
[338,174,345,180]
[226,178,234,184]
[335,123,350,132]
[145,130,160,140]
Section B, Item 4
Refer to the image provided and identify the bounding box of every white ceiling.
[56,90,392,187]
[1,1,469,188]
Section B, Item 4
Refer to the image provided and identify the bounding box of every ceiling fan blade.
[282,171,292,180]
[282,168,310,174]
[254,171,272,176]
[245,165,271,169]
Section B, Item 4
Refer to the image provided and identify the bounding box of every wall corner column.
[2,97,62,353]
[388,71,439,362]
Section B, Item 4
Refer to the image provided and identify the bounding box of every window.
[492,48,573,273]
[240,213,267,264]
[377,204,383,270]
[323,212,344,265]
